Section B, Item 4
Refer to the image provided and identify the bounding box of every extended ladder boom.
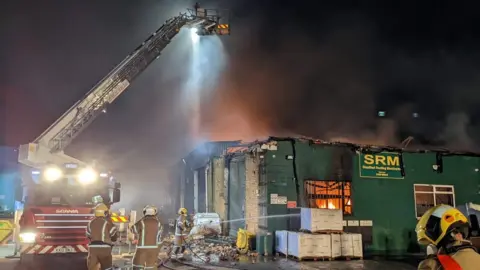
[39,16,189,153]
[18,7,230,168]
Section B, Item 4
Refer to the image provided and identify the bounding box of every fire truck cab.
[17,163,120,267]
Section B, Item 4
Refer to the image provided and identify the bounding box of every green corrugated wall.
[258,139,480,255]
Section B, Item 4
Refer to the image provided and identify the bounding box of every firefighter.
[92,195,111,209]
[172,207,191,259]
[92,195,103,205]
[130,205,163,269]
[86,203,119,270]
[416,204,480,269]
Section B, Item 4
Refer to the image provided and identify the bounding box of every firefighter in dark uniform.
[130,205,163,269]
[86,203,118,270]
[416,204,480,269]
[172,207,191,259]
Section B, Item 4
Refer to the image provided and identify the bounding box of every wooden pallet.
[312,230,343,234]
[337,256,363,261]
[298,229,344,234]
[278,253,333,262]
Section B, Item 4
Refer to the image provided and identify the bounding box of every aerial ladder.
[17,7,231,169]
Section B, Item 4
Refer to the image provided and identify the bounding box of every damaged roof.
[223,136,480,157]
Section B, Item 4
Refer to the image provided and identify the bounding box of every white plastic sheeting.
[189,212,222,236]
[312,233,332,258]
[287,232,314,259]
[341,233,363,258]
[275,230,288,255]
[300,208,343,232]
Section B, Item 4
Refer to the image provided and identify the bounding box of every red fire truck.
[15,4,230,269]
[17,163,121,268]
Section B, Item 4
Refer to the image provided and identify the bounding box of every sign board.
[287,201,297,208]
[270,194,287,205]
[359,152,404,179]
[65,163,78,168]
[347,220,359,226]
[360,220,373,226]
[276,196,287,204]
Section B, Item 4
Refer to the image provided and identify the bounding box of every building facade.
[173,141,241,215]
[176,137,480,256]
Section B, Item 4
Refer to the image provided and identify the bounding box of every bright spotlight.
[78,168,98,184]
[190,28,199,43]
[43,166,63,182]
[19,232,36,243]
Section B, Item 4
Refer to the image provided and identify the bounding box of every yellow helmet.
[92,195,104,205]
[178,207,187,216]
[415,204,469,246]
[94,203,109,217]
[143,205,158,216]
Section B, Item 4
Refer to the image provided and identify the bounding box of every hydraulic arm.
[18,7,230,168]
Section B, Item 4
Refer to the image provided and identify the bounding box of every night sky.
[2,0,480,209]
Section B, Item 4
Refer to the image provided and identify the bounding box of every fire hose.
[159,235,246,270]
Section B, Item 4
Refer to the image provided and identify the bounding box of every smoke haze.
[3,1,480,211]
[198,3,480,151]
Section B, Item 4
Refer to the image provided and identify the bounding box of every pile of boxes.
[275,208,363,261]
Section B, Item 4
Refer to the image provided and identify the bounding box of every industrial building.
[174,137,480,256]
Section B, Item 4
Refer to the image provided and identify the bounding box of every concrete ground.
[160,254,417,270]
[0,244,418,270]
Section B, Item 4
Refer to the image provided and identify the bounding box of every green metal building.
[210,137,480,256]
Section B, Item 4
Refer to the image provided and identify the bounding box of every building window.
[304,180,352,215]
[414,184,455,218]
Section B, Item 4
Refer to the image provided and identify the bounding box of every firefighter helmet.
[143,205,158,216]
[178,207,187,216]
[92,195,104,205]
[416,204,469,246]
[94,203,109,217]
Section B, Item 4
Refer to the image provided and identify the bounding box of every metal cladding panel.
[197,167,206,213]
[184,170,195,212]
[185,141,241,170]
[212,158,226,221]
[227,157,246,237]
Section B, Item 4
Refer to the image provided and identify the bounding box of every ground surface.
[0,245,418,270]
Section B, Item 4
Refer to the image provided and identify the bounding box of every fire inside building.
[171,137,480,256]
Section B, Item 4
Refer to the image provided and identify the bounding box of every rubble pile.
[189,242,238,261]
[189,224,221,237]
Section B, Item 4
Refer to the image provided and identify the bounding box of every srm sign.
[359,152,404,179]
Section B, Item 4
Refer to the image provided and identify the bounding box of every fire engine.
[17,164,120,262]
[14,4,230,267]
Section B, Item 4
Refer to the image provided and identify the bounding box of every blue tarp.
[0,146,22,215]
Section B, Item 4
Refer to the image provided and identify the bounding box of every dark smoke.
[199,3,480,151]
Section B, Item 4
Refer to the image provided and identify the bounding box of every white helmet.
[143,205,157,216]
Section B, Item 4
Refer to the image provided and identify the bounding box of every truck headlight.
[78,168,98,184]
[43,167,63,181]
[19,232,36,243]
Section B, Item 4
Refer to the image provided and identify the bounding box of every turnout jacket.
[131,216,163,248]
[86,217,118,247]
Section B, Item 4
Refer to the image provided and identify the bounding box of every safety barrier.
[112,210,137,257]
[0,219,14,244]
[111,212,129,223]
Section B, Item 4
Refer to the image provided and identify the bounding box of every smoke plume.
[196,4,480,150]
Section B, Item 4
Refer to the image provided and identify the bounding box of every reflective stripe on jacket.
[131,216,163,248]
[86,217,118,246]
[418,242,480,270]
[174,215,189,237]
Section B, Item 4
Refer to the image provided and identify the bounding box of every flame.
[328,201,336,209]
[318,200,338,210]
